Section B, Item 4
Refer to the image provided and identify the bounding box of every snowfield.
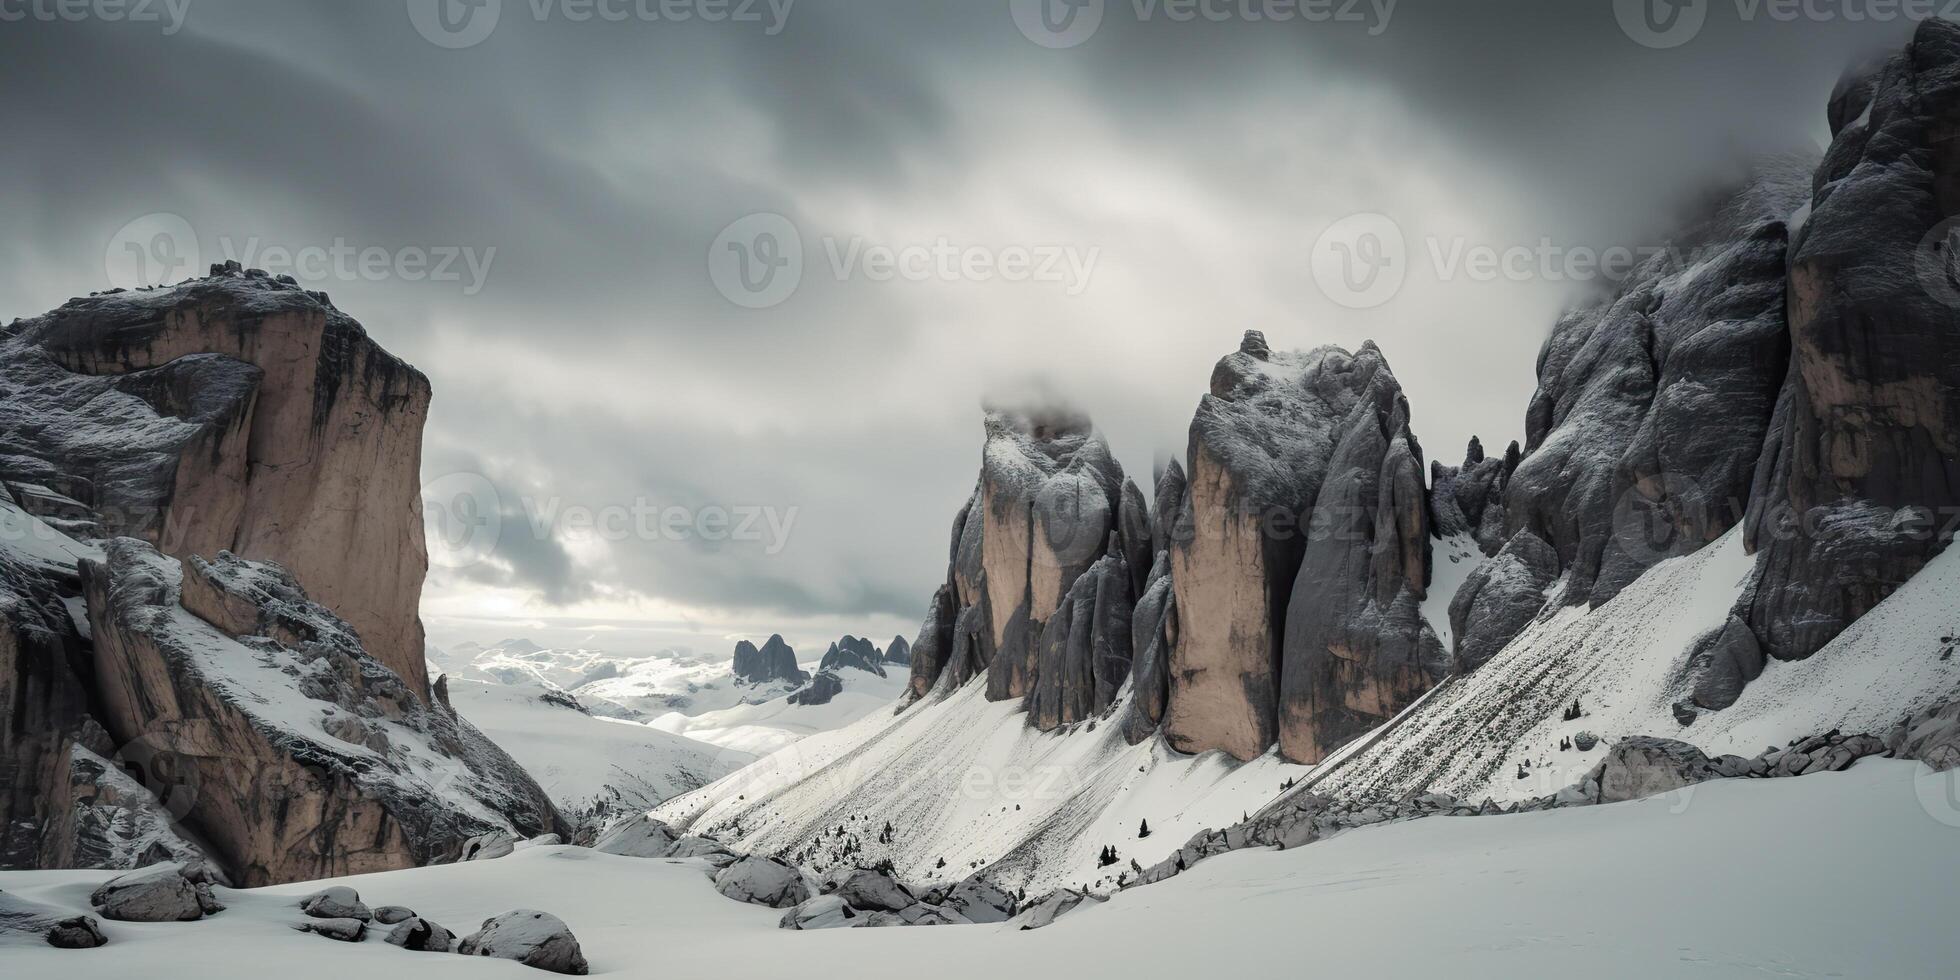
[445,679,754,813]
[7,760,1958,977]
[647,666,909,756]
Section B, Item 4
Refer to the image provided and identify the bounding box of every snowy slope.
[445,679,752,814]
[6,761,1958,977]
[1308,528,1960,804]
[655,679,1315,894]
[1422,532,1486,650]
[647,666,909,756]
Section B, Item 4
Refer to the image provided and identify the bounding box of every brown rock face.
[20,269,432,698]
[1164,334,1413,762]
[81,540,560,886]
[0,539,97,868]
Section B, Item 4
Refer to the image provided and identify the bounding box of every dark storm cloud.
[0,0,1929,630]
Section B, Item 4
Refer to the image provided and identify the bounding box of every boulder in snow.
[458,909,589,975]
[89,863,207,922]
[593,814,678,858]
[779,895,857,930]
[386,916,457,952]
[713,856,809,908]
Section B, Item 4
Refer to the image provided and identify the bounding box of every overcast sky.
[0,0,1923,659]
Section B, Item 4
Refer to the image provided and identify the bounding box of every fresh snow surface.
[6,761,1958,977]
[647,665,909,756]
[655,679,1316,894]
[446,642,805,720]
[1310,528,1960,804]
[1421,532,1485,649]
[446,679,752,812]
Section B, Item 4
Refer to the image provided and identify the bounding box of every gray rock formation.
[942,876,1016,924]
[1684,616,1768,710]
[1500,161,1801,611]
[1028,548,1133,730]
[819,635,886,676]
[386,916,456,952]
[593,814,679,857]
[300,886,371,921]
[1741,20,1960,664]
[1168,333,1439,762]
[1889,699,1960,771]
[732,634,807,686]
[829,867,915,912]
[459,910,589,975]
[2,889,104,948]
[713,855,811,908]
[905,585,955,702]
[1278,349,1443,763]
[1447,530,1559,673]
[1122,555,1176,744]
[883,635,912,666]
[788,669,845,706]
[779,894,857,930]
[89,862,209,922]
[1429,437,1517,557]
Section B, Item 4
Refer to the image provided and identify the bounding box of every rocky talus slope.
[1,267,561,882]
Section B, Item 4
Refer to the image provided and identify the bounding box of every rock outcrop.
[1741,20,1960,664]
[731,634,807,686]
[458,910,589,975]
[1498,163,1800,612]
[5,266,434,698]
[1446,529,1558,673]
[788,669,844,706]
[903,406,1127,722]
[883,635,912,666]
[818,635,886,676]
[1277,347,1444,763]
[80,536,561,886]
[1167,333,1439,762]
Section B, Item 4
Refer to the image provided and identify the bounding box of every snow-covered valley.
[8,760,1958,978]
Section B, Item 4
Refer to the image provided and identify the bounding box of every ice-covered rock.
[299,917,366,942]
[1018,888,1103,930]
[942,876,1015,924]
[458,910,589,975]
[788,669,845,706]
[713,855,810,908]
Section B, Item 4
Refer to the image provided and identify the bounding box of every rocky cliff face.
[818,636,886,677]
[1,268,559,882]
[1741,20,1960,666]
[5,265,433,699]
[1166,333,1438,762]
[732,634,807,686]
[81,541,561,885]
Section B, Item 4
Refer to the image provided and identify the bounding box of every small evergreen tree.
[1138,819,1151,839]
